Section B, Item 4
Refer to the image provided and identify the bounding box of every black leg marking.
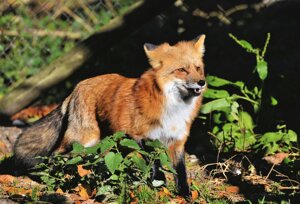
[174,154,190,198]
[152,159,166,182]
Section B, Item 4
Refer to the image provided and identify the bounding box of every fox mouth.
[187,87,201,96]
[178,85,202,98]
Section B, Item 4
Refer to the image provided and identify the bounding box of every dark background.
[64,0,300,149]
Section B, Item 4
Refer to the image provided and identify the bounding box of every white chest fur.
[146,82,198,146]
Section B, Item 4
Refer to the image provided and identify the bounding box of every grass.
[0,0,140,99]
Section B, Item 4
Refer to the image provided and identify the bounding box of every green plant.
[31,132,175,202]
[200,33,297,155]
[0,0,139,99]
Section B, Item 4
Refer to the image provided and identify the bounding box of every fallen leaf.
[11,104,58,121]
[163,187,171,196]
[0,175,16,184]
[129,190,138,203]
[82,199,95,204]
[69,193,82,203]
[171,196,187,204]
[225,186,239,194]
[2,186,32,196]
[78,184,90,200]
[263,153,289,165]
[191,190,199,200]
[77,165,92,177]
[56,188,64,194]
[129,191,135,199]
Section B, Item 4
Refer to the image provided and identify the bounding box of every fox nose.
[197,80,206,87]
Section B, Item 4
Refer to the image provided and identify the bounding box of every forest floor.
[0,107,299,203]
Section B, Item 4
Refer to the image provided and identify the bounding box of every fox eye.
[178,68,186,72]
[196,66,201,71]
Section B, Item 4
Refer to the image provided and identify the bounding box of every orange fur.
[14,35,207,197]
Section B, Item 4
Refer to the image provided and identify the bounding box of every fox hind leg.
[57,90,101,152]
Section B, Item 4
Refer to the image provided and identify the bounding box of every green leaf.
[238,111,254,131]
[120,138,140,150]
[104,152,123,174]
[256,60,268,80]
[137,150,150,156]
[159,152,169,166]
[234,81,245,88]
[235,133,256,152]
[270,96,278,106]
[222,123,240,133]
[71,143,84,154]
[100,138,115,153]
[203,89,230,99]
[110,174,119,181]
[0,44,4,52]
[66,156,82,165]
[96,185,113,196]
[200,98,231,114]
[206,75,233,87]
[287,130,297,142]
[132,155,147,172]
[85,144,100,154]
[145,140,164,148]
[159,152,176,174]
[113,131,125,140]
[239,40,254,51]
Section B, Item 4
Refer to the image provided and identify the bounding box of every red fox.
[13,35,206,197]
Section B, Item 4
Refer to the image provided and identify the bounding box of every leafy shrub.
[200,33,298,156]
[31,132,175,202]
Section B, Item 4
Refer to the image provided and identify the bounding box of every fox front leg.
[168,141,190,198]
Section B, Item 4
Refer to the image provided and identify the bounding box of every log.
[0,0,173,117]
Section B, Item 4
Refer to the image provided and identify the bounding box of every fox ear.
[194,34,206,55]
[144,43,158,52]
[144,43,161,68]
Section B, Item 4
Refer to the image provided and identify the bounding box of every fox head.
[144,35,206,101]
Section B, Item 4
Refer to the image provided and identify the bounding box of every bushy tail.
[13,106,66,169]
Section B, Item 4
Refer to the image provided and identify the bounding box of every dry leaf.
[263,153,289,165]
[3,186,32,196]
[129,190,138,204]
[78,184,90,200]
[171,196,187,204]
[82,199,95,204]
[163,187,171,196]
[56,188,64,194]
[191,190,199,200]
[0,175,16,184]
[11,104,58,121]
[77,165,92,177]
[69,193,83,203]
[225,186,239,194]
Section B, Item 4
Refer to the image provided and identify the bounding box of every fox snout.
[185,79,206,95]
[197,80,206,87]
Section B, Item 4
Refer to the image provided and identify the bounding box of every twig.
[79,0,99,25]
[265,163,275,180]
[62,6,93,32]
[272,169,300,186]
[1,28,83,39]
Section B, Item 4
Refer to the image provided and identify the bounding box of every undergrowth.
[201,33,298,158]
[30,132,176,203]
